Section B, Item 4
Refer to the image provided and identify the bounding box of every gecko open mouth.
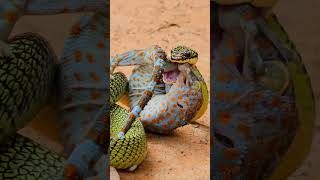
[163,63,180,84]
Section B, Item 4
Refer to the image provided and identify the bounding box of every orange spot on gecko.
[86,52,95,63]
[162,125,168,129]
[254,91,263,99]
[74,49,82,62]
[4,11,17,24]
[105,32,110,38]
[227,39,237,49]
[90,72,100,82]
[223,148,240,160]
[215,91,229,100]
[171,97,176,102]
[220,112,232,124]
[71,22,81,36]
[97,42,105,49]
[217,74,232,82]
[169,119,175,125]
[74,72,82,81]
[225,56,238,64]
[270,96,281,107]
[236,123,250,138]
[91,91,101,100]
[63,164,79,178]
[129,113,135,119]
[165,113,171,118]
[159,116,165,121]
[101,116,108,124]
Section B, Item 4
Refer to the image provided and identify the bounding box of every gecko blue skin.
[0,0,109,179]
[58,9,110,178]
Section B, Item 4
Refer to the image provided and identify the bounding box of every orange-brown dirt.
[8,0,320,179]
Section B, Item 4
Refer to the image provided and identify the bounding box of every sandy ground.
[8,0,320,179]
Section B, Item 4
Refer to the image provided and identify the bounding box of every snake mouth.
[170,56,198,64]
[171,54,185,60]
[163,63,180,84]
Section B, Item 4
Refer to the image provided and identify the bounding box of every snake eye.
[183,51,191,57]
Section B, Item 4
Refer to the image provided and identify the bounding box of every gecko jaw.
[163,67,180,84]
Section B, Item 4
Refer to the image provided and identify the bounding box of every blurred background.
[9,0,320,179]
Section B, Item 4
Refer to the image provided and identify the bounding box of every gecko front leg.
[111,46,168,137]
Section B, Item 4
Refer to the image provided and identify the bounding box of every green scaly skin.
[0,33,56,145]
[0,33,64,179]
[110,105,147,170]
[109,72,147,170]
[0,33,145,178]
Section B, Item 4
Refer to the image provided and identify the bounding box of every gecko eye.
[214,132,234,148]
[177,103,184,109]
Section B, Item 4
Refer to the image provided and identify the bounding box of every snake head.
[170,46,198,64]
[163,46,199,85]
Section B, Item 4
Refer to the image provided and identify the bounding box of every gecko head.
[162,46,198,85]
